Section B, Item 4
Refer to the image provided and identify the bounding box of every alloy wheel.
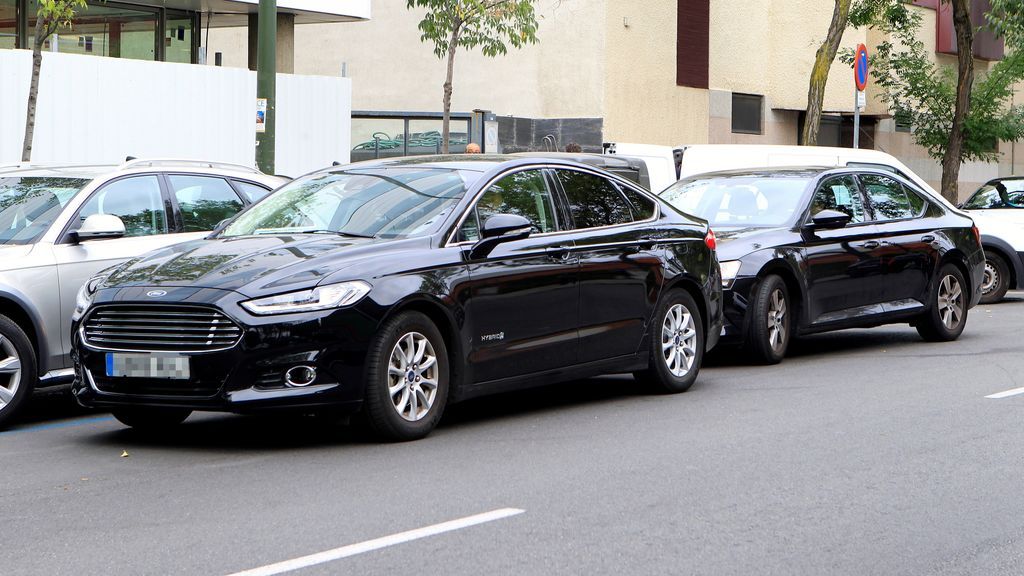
[937,274,964,330]
[0,335,22,411]
[387,332,439,422]
[982,262,999,296]
[767,289,787,351]
[661,303,697,377]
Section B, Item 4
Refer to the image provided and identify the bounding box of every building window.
[732,93,763,135]
[0,0,16,49]
[676,0,709,89]
[894,109,912,133]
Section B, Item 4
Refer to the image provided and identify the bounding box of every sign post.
[853,44,869,149]
[255,0,276,174]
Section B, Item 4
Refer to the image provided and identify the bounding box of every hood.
[713,226,792,260]
[101,234,425,297]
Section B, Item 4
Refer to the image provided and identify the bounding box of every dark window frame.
[731,93,764,135]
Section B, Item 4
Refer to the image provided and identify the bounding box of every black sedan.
[660,167,984,364]
[71,156,723,441]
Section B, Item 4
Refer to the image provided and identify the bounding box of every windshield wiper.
[299,229,375,239]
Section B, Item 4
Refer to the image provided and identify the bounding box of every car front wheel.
[634,290,705,393]
[0,314,36,430]
[980,250,1010,304]
[916,263,968,342]
[745,274,791,364]
[361,311,449,442]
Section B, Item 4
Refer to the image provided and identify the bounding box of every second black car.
[660,167,984,364]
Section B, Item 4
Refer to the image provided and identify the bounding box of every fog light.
[285,365,317,387]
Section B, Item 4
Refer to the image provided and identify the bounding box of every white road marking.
[985,387,1024,399]
[226,507,525,576]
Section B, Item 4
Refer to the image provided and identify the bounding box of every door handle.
[860,240,880,249]
[921,235,935,243]
[547,246,573,261]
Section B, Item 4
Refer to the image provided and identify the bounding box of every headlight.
[719,260,742,288]
[240,281,372,315]
[73,276,103,318]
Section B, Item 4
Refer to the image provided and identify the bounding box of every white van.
[604,143,950,208]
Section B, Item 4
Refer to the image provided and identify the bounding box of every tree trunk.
[22,17,49,162]
[441,23,462,155]
[802,0,851,146]
[940,0,974,203]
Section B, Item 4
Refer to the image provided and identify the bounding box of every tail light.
[971,224,981,247]
[704,228,717,251]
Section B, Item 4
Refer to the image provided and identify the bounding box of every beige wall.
[208,0,605,118]
[603,0,707,145]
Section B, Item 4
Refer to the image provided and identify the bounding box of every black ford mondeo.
[71,156,723,441]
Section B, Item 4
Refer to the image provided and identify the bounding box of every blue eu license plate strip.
[105,353,190,380]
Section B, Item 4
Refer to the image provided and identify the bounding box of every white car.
[959,177,1024,303]
[0,159,286,427]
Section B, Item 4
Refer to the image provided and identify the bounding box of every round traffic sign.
[854,44,869,91]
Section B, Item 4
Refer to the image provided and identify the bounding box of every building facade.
[203,0,1021,198]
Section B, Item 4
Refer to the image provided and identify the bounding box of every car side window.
[76,176,167,237]
[168,175,245,232]
[964,182,1024,209]
[810,176,866,224]
[555,169,634,229]
[233,180,273,202]
[861,174,917,221]
[618,185,657,220]
[459,169,557,242]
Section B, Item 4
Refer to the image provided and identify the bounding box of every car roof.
[680,166,836,179]
[328,154,623,174]
[0,160,284,184]
[0,165,116,179]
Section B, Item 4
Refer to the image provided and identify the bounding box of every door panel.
[461,169,579,383]
[553,169,662,361]
[803,175,886,323]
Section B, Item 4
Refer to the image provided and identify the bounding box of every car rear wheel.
[980,250,1010,304]
[0,314,36,430]
[916,263,968,342]
[745,274,791,364]
[361,311,449,442]
[110,407,192,430]
[633,290,704,393]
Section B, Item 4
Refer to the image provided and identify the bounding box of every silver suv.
[0,159,286,427]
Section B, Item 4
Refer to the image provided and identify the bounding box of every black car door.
[550,168,663,363]
[802,174,888,323]
[858,173,939,305]
[458,168,580,383]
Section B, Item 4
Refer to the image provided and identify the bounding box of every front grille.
[83,305,243,352]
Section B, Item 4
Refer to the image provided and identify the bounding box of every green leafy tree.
[848,0,1024,202]
[802,0,852,146]
[22,0,88,162]
[406,0,539,154]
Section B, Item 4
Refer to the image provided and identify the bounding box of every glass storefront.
[351,116,474,163]
[6,0,194,63]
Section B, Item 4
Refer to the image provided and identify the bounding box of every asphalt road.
[5,295,1024,576]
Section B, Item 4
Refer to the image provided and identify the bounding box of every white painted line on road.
[985,387,1024,399]
[225,507,525,576]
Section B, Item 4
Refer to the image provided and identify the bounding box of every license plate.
[105,353,190,380]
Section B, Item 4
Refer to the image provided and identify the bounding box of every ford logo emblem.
[146,290,167,298]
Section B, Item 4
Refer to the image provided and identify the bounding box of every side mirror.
[73,214,125,242]
[808,209,851,230]
[469,214,532,259]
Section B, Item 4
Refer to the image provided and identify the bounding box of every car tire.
[744,274,791,365]
[980,250,1011,304]
[361,311,449,442]
[633,290,705,394]
[111,407,192,430]
[0,314,36,430]
[916,263,969,342]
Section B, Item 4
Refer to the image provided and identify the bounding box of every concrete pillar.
[247,12,294,73]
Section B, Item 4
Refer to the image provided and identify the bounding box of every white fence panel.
[0,49,350,176]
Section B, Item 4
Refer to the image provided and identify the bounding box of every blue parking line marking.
[1,415,115,435]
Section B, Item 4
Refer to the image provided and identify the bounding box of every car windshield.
[660,175,812,227]
[0,176,90,245]
[963,180,1024,209]
[222,167,475,239]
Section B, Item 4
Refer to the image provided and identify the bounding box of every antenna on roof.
[125,156,137,162]
[332,161,342,166]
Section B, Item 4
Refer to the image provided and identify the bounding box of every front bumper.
[71,287,378,414]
